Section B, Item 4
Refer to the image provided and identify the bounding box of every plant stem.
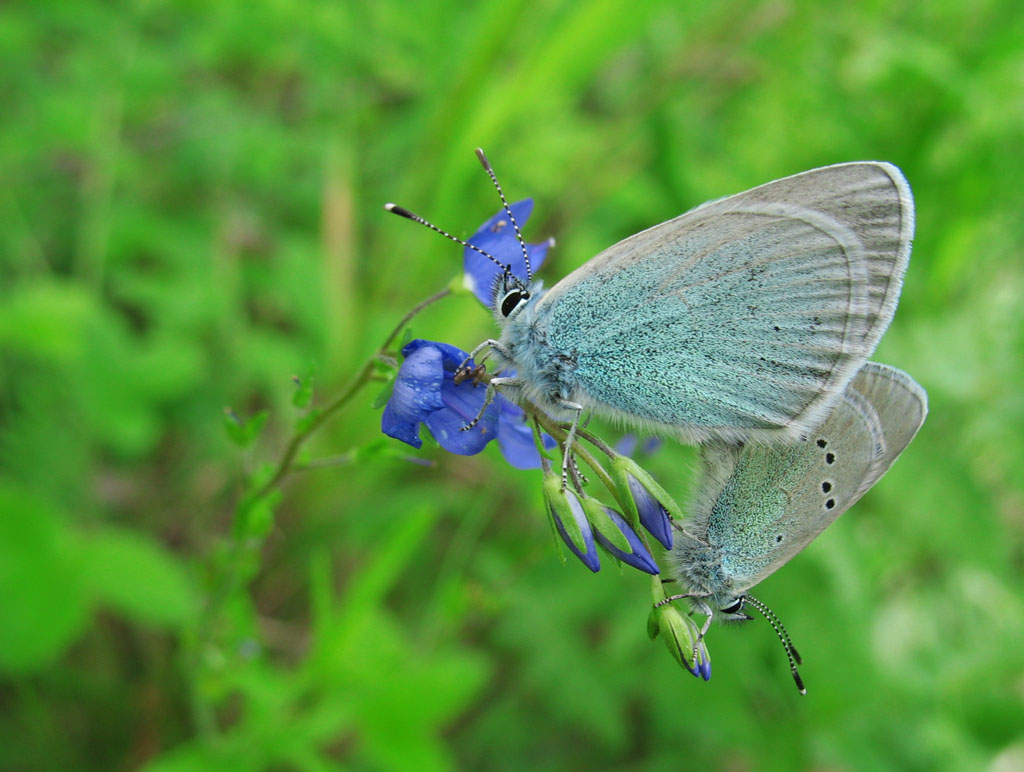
[192,285,452,735]
[249,286,451,501]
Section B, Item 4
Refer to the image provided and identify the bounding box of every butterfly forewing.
[714,162,913,353]
[533,163,916,441]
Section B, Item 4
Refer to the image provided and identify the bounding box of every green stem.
[533,413,618,500]
[192,285,452,736]
[249,286,451,501]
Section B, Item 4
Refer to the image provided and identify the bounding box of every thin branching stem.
[250,286,452,501]
[192,285,452,736]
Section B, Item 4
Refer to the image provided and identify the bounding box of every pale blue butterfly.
[663,362,928,692]
[389,151,914,482]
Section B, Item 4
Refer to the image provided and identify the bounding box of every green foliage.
[0,485,89,672]
[2,0,1023,770]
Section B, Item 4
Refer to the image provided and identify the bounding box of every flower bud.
[610,456,681,550]
[542,473,599,573]
[582,499,659,575]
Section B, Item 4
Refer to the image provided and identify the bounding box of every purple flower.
[463,199,553,308]
[545,484,600,573]
[696,641,712,681]
[626,473,674,550]
[381,339,547,469]
[654,603,712,680]
[590,505,660,575]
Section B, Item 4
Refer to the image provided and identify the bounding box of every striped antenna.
[474,148,532,280]
[384,202,510,275]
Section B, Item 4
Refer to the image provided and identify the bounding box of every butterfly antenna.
[474,148,532,280]
[384,202,511,276]
[742,594,806,695]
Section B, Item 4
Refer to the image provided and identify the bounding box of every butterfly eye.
[720,598,744,615]
[500,290,529,318]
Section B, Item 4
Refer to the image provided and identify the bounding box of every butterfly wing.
[846,362,928,499]
[692,163,914,355]
[682,363,925,595]
[534,163,913,442]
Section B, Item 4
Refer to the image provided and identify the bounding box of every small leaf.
[295,408,321,434]
[243,410,269,445]
[80,528,198,627]
[0,485,89,672]
[236,469,281,540]
[222,407,246,445]
[291,374,314,408]
[243,495,277,539]
[223,408,269,448]
[371,377,395,410]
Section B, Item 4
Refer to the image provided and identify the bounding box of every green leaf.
[399,326,415,349]
[80,528,198,627]
[241,495,277,539]
[222,408,247,445]
[0,485,89,672]
[292,371,315,408]
[223,409,269,448]
[295,408,321,434]
[244,410,269,445]
[371,377,395,410]
[0,281,96,361]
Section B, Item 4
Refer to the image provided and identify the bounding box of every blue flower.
[614,434,664,459]
[463,199,553,307]
[695,639,712,681]
[625,473,674,550]
[654,601,712,679]
[382,339,547,469]
[496,399,547,470]
[591,505,660,575]
[545,483,600,573]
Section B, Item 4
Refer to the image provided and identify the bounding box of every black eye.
[500,290,528,317]
[720,598,744,615]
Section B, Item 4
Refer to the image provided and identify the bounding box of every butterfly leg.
[693,599,714,640]
[457,338,511,377]
[459,376,521,431]
[556,400,584,489]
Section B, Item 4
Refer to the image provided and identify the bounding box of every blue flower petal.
[425,407,494,455]
[381,344,446,448]
[381,400,423,448]
[592,507,660,575]
[402,338,470,369]
[642,436,663,455]
[697,641,712,681]
[463,199,552,307]
[383,338,558,465]
[425,374,499,455]
[495,399,555,470]
[615,434,638,457]
[550,489,600,573]
[627,474,674,550]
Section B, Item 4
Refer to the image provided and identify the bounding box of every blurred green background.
[2,1,1023,770]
